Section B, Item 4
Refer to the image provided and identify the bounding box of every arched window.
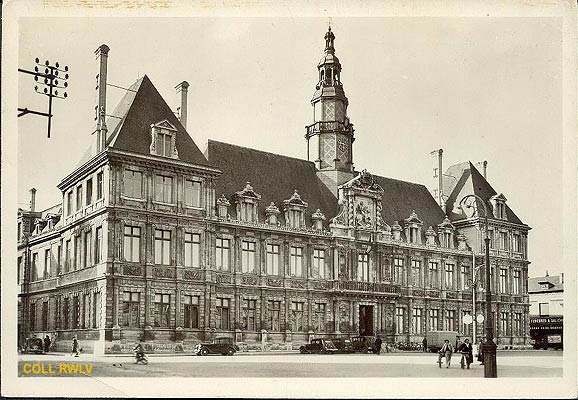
[320,70,325,82]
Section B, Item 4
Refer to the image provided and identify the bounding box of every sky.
[17,17,563,278]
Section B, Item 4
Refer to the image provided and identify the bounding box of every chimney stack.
[476,160,488,179]
[175,81,189,130]
[95,44,110,152]
[29,188,37,212]
[430,149,444,208]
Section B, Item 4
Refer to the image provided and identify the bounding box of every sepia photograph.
[2,1,576,398]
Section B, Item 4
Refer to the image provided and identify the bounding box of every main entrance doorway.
[359,305,374,336]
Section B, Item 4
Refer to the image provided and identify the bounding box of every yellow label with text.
[21,363,94,376]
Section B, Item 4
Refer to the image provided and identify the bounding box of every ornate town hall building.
[17,28,531,354]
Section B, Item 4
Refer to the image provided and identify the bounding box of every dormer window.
[149,120,178,159]
[490,193,508,221]
[404,211,423,244]
[437,216,455,249]
[234,182,261,223]
[283,190,308,229]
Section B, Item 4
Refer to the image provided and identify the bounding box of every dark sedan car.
[331,338,354,353]
[351,336,376,353]
[195,337,239,356]
[299,339,339,354]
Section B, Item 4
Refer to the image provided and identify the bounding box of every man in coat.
[422,337,428,352]
[458,338,474,369]
[373,336,383,355]
[437,339,454,368]
[43,335,51,353]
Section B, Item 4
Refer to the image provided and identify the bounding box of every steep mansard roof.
[445,162,525,226]
[206,140,447,231]
[527,275,563,294]
[77,75,211,168]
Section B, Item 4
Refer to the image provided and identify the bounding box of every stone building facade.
[17,28,531,354]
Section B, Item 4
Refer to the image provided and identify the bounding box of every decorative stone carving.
[216,273,232,284]
[404,210,424,244]
[216,194,231,219]
[267,277,283,287]
[457,234,468,250]
[355,201,372,229]
[265,202,280,225]
[241,275,258,286]
[235,182,261,222]
[391,221,402,241]
[182,269,202,281]
[152,267,175,279]
[283,190,308,228]
[123,265,142,276]
[330,198,348,226]
[311,208,326,230]
[425,226,437,246]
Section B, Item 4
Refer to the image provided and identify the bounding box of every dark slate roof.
[445,162,525,225]
[373,175,447,231]
[206,140,338,223]
[528,275,564,293]
[77,75,211,168]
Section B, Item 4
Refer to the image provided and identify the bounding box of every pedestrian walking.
[43,335,51,353]
[437,339,454,368]
[373,336,382,355]
[422,337,428,352]
[71,335,79,357]
[477,339,485,365]
[458,339,473,369]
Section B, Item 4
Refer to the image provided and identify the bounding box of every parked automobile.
[22,337,44,354]
[351,336,376,353]
[299,339,339,354]
[195,337,239,356]
[331,338,354,353]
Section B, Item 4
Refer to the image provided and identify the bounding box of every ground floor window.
[395,307,405,334]
[314,303,326,332]
[42,301,49,331]
[445,309,455,331]
[268,300,281,331]
[216,298,230,330]
[514,313,522,336]
[500,312,508,336]
[72,296,80,329]
[183,295,199,329]
[411,308,422,334]
[123,292,140,327]
[92,292,100,328]
[63,298,69,329]
[291,301,304,332]
[30,303,36,331]
[243,299,256,331]
[83,294,90,328]
[429,309,439,331]
[154,293,170,327]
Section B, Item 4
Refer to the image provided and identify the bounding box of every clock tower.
[306,27,355,195]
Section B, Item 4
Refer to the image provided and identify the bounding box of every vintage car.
[299,338,339,354]
[194,337,239,356]
[351,336,376,353]
[23,337,45,354]
[331,338,354,353]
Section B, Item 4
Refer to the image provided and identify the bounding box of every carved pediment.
[235,182,261,201]
[438,216,454,230]
[283,190,308,209]
[151,119,177,131]
[404,210,423,226]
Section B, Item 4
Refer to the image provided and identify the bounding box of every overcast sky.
[17,17,562,277]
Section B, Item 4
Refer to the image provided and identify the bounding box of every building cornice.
[58,151,109,192]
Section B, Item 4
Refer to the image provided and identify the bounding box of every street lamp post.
[456,194,497,378]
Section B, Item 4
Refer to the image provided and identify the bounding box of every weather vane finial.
[328,17,332,31]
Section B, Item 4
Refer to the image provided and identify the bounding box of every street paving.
[18,350,563,378]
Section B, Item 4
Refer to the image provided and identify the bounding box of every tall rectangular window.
[154,293,170,327]
[411,260,421,286]
[154,229,171,265]
[241,241,255,273]
[31,252,39,281]
[65,240,71,272]
[74,236,81,270]
[29,303,36,331]
[357,253,370,282]
[72,296,80,329]
[500,232,508,250]
[123,226,140,262]
[445,310,456,331]
[124,170,143,199]
[96,172,103,200]
[67,192,73,216]
[83,293,90,328]
[44,249,50,279]
[57,245,62,273]
[184,233,201,268]
[394,258,404,285]
[216,298,230,330]
[289,246,303,277]
[499,268,508,293]
[184,179,202,207]
[444,263,454,289]
[268,300,280,331]
[314,249,326,279]
[243,299,256,331]
[83,230,92,268]
[412,308,422,334]
[183,295,199,329]
[514,313,522,336]
[122,292,140,327]
[315,303,326,332]
[512,234,521,252]
[460,265,469,290]
[291,302,304,332]
[63,298,69,329]
[42,301,49,331]
[429,309,439,331]
[513,270,521,294]
[155,132,172,157]
[95,227,103,263]
[155,175,173,203]
[266,244,280,275]
[215,238,230,271]
[76,185,83,211]
[500,312,508,335]
[428,261,438,288]
[86,178,93,205]
[92,292,100,328]
[395,307,405,334]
